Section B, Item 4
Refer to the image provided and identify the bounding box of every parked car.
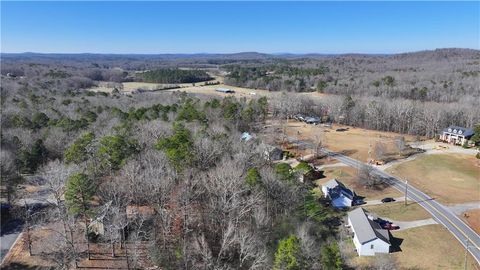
[293,114,306,122]
[380,221,400,230]
[381,197,396,203]
[305,117,321,125]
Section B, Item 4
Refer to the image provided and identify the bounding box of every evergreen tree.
[64,132,95,164]
[245,167,261,187]
[273,235,306,270]
[156,123,194,171]
[321,242,342,270]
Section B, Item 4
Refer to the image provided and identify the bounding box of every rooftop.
[442,126,474,137]
[348,208,390,245]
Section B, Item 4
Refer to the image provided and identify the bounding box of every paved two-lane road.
[287,137,480,264]
[324,149,480,264]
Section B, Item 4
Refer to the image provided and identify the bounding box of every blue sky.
[1,1,479,54]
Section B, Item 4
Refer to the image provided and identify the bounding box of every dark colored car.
[381,197,396,203]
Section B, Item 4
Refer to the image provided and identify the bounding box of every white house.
[347,208,390,256]
[440,126,474,145]
[321,179,354,208]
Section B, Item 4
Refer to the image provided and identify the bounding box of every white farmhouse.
[321,179,354,208]
[347,208,390,256]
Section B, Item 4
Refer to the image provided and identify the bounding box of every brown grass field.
[350,224,478,269]
[364,202,431,221]
[462,208,480,235]
[387,153,480,204]
[284,120,419,162]
[315,166,402,200]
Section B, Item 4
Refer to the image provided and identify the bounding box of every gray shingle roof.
[348,208,390,245]
[442,126,474,137]
[323,179,342,189]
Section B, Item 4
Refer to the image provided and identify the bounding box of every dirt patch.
[387,153,480,204]
[1,230,55,269]
[462,208,480,235]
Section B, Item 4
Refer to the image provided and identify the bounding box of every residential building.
[440,126,474,145]
[321,179,355,208]
[347,208,390,256]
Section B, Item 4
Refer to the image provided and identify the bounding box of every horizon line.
[1,47,478,56]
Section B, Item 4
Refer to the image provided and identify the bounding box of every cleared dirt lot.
[315,166,402,200]
[387,153,480,204]
[284,120,419,162]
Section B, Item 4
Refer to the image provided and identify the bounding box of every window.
[370,244,374,249]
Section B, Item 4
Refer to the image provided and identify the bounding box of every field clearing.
[364,202,431,221]
[315,166,402,200]
[88,81,186,94]
[284,120,419,162]
[167,83,284,99]
[387,153,480,204]
[462,208,480,235]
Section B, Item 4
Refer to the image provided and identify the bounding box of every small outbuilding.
[215,88,235,94]
[241,132,253,142]
[440,126,474,145]
[347,208,391,256]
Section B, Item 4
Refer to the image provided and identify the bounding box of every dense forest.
[223,49,480,103]
[1,62,347,269]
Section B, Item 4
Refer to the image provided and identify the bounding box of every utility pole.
[404,180,408,206]
[464,237,470,270]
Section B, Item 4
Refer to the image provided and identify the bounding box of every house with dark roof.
[440,126,475,146]
[347,208,390,256]
[321,179,355,208]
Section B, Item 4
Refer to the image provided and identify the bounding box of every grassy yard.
[391,225,477,269]
[349,225,477,269]
[315,166,402,200]
[387,153,480,204]
[364,202,431,221]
